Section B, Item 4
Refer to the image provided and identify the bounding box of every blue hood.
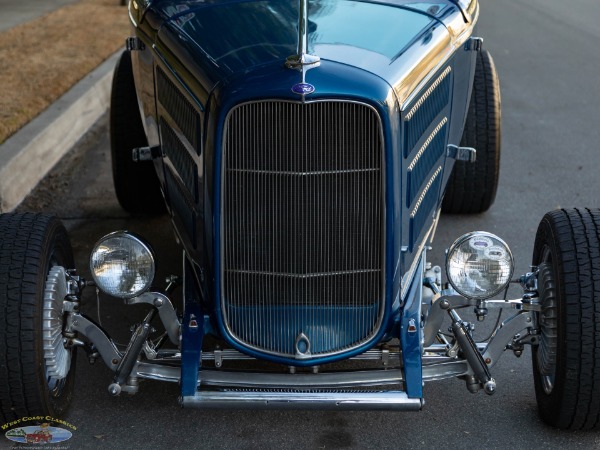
[149,0,462,104]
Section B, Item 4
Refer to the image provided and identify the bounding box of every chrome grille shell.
[220,100,386,359]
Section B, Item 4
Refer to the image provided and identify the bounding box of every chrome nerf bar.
[180,390,423,411]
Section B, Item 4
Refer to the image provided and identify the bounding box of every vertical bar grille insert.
[222,101,385,358]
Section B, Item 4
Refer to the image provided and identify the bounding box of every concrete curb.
[0,51,121,212]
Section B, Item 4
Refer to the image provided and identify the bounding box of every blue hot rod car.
[2,0,600,431]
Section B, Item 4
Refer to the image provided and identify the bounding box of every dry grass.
[0,0,129,145]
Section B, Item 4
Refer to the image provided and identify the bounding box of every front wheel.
[110,50,165,214]
[532,208,600,430]
[0,213,77,422]
[442,49,501,214]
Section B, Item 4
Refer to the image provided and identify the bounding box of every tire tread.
[110,51,165,214]
[0,213,75,424]
[442,49,501,214]
[532,208,600,430]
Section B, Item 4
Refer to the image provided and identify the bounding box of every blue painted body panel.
[401,255,425,397]
[181,258,204,396]
[130,0,477,392]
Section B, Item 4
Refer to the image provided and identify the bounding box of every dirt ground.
[0,0,129,145]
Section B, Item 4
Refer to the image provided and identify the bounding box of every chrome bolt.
[154,298,164,307]
[484,380,496,395]
[108,383,121,396]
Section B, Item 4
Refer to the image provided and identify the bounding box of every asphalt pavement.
[10,0,600,448]
[0,0,78,32]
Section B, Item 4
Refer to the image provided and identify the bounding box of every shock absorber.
[108,309,156,395]
[440,299,496,395]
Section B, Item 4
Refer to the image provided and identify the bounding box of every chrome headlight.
[90,231,156,299]
[446,231,514,300]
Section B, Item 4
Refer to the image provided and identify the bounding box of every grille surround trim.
[219,99,387,360]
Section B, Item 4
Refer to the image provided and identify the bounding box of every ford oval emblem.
[291,83,315,95]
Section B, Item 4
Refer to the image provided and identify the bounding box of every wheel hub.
[536,262,558,394]
[43,266,71,388]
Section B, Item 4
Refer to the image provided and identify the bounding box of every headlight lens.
[446,231,514,300]
[90,232,155,299]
